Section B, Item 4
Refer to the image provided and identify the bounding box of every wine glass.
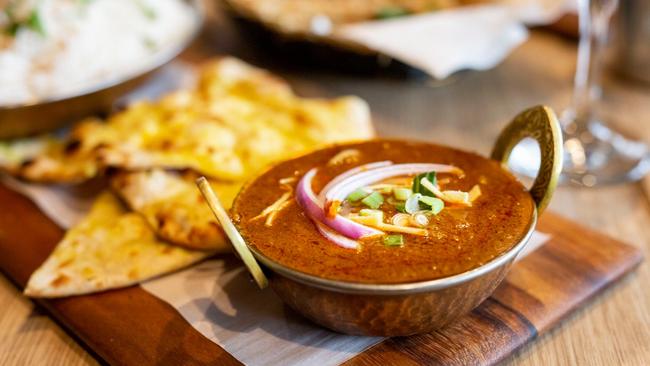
[511,0,650,186]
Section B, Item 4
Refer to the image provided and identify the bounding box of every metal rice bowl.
[0,0,204,139]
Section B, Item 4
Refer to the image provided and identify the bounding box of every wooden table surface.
[1,3,649,365]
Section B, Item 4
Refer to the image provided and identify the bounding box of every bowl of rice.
[0,0,203,138]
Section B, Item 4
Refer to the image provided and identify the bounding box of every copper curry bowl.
[230,105,563,336]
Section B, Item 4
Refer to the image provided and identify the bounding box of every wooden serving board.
[0,183,643,366]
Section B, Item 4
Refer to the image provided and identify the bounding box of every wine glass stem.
[565,0,618,135]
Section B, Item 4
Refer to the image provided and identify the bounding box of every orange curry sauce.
[233,140,534,284]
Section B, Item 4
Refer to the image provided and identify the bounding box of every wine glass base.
[508,121,650,187]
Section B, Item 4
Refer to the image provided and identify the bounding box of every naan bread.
[24,191,213,298]
[0,57,374,183]
[102,60,373,249]
[110,169,241,251]
[0,132,99,183]
[89,57,374,180]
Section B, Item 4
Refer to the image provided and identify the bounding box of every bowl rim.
[247,210,535,295]
[0,0,204,110]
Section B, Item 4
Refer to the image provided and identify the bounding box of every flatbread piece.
[24,191,213,297]
[110,169,241,251]
[0,57,374,183]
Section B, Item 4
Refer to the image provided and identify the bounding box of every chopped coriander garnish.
[361,191,384,209]
[5,23,19,36]
[2,7,17,35]
[347,188,369,202]
[395,202,406,213]
[419,196,444,214]
[383,234,404,246]
[412,171,437,197]
[27,10,44,36]
[3,8,46,37]
[430,197,444,215]
[393,187,412,201]
[376,6,410,19]
[418,195,437,207]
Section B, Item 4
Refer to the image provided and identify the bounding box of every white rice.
[0,0,197,106]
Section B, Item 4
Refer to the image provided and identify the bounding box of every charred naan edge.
[110,169,240,252]
[24,191,213,298]
[0,127,101,183]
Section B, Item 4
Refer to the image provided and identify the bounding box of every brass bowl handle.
[490,105,563,215]
[196,177,268,289]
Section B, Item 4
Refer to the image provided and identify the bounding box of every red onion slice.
[296,169,383,245]
[324,163,462,204]
[315,222,359,249]
[317,161,392,202]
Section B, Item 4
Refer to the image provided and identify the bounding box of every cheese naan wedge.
[88,57,374,180]
[0,132,99,183]
[110,169,241,251]
[0,57,373,183]
[24,191,213,298]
